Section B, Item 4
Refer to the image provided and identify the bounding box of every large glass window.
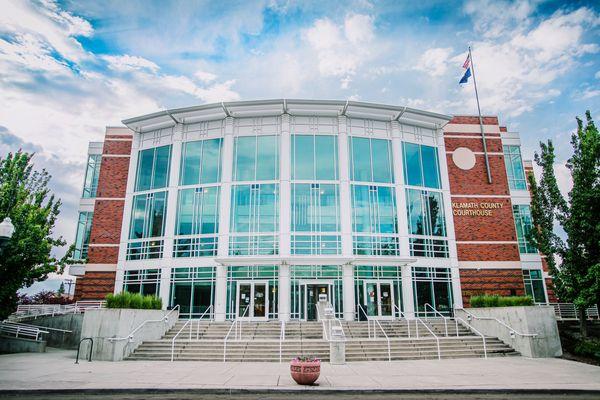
[402,142,440,189]
[233,136,279,181]
[174,186,219,257]
[349,137,393,183]
[291,135,338,180]
[513,204,536,254]
[523,269,547,303]
[82,154,101,198]
[230,184,279,255]
[129,191,168,239]
[73,211,93,260]
[412,267,453,316]
[135,145,171,191]
[503,145,527,190]
[180,138,222,185]
[406,189,448,258]
[170,267,216,319]
[351,185,399,255]
[123,269,161,296]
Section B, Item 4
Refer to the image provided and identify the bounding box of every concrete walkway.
[1,348,599,391]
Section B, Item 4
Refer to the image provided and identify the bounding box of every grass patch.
[470,295,533,308]
[105,291,162,310]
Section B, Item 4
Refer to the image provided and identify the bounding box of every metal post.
[468,46,492,184]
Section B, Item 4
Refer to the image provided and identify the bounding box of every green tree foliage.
[0,151,73,319]
[528,111,600,336]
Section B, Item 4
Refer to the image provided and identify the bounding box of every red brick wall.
[460,269,526,306]
[446,154,510,196]
[74,271,116,300]
[75,131,132,301]
[444,136,503,153]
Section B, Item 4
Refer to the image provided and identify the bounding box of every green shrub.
[470,295,533,308]
[574,339,600,360]
[105,291,162,310]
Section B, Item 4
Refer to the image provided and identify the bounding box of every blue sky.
[0,0,599,288]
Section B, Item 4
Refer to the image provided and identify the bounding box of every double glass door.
[304,283,332,321]
[364,281,394,319]
[237,281,268,320]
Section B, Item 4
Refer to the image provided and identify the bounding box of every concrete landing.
[0,348,599,391]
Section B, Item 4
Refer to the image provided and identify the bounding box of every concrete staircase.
[126,319,519,362]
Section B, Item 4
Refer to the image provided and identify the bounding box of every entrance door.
[303,283,332,321]
[236,281,269,320]
[364,281,395,319]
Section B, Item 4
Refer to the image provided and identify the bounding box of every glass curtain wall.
[513,205,537,254]
[230,135,279,255]
[403,143,448,258]
[135,145,171,191]
[503,145,527,190]
[82,154,101,198]
[291,134,340,255]
[170,267,216,318]
[73,211,93,260]
[290,265,343,320]
[128,191,167,259]
[226,265,278,320]
[349,137,399,255]
[175,138,222,257]
[123,269,161,296]
[523,269,547,303]
[412,267,453,316]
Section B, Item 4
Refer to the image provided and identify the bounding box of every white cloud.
[415,47,454,77]
[102,54,160,73]
[596,71,600,79]
[580,88,600,100]
[194,70,217,83]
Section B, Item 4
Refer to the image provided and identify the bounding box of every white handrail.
[455,307,537,338]
[108,305,180,343]
[393,304,411,338]
[316,303,345,342]
[279,320,285,363]
[223,306,249,362]
[424,303,451,337]
[171,319,192,362]
[0,321,49,341]
[455,317,487,359]
[195,305,214,339]
[415,318,441,360]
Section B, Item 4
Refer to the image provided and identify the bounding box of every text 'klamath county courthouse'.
[70,99,555,321]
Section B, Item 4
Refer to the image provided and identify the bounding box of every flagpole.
[468,45,492,184]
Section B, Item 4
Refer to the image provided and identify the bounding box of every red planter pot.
[290,359,321,385]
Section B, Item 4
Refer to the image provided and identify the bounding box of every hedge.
[105,291,162,310]
[470,295,533,308]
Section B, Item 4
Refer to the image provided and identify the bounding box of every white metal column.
[401,265,415,319]
[342,262,355,321]
[215,116,234,321]
[279,114,291,321]
[338,115,352,258]
[279,262,290,321]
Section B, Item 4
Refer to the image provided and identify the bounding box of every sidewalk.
[1,348,599,391]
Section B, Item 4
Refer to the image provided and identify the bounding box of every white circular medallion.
[452,147,476,170]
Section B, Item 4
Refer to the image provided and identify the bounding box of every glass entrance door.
[363,281,395,319]
[236,281,269,320]
[304,284,331,321]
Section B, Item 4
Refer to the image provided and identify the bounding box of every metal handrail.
[195,305,214,339]
[279,320,285,363]
[423,303,452,337]
[455,307,537,338]
[316,303,345,342]
[0,321,49,341]
[415,318,441,360]
[2,320,72,334]
[393,304,411,338]
[108,305,180,343]
[223,306,249,362]
[170,319,192,362]
[357,305,390,362]
[455,317,487,359]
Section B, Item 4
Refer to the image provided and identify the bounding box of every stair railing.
[279,320,285,363]
[415,317,441,360]
[195,305,214,339]
[455,307,537,339]
[393,304,411,338]
[454,316,487,359]
[171,319,191,362]
[315,303,345,342]
[357,304,390,362]
[424,303,456,337]
[109,304,180,344]
[223,306,249,362]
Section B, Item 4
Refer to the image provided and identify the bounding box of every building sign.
[452,201,504,216]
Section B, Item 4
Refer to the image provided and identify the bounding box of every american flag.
[462,54,471,69]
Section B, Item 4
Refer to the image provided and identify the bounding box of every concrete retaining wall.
[0,336,46,353]
[80,308,178,361]
[21,314,83,349]
[455,306,562,358]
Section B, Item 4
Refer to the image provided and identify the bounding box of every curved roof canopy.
[122,99,452,133]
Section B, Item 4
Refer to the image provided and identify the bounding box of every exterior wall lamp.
[0,217,15,248]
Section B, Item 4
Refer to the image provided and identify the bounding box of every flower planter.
[290,358,321,385]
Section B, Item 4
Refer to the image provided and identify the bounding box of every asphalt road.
[1,391,600,400]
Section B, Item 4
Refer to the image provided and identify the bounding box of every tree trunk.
[578,307,588,338]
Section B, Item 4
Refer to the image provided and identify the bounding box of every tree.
[0,151,73,319]
[528,111,600,337]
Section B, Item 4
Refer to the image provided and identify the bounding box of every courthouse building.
[70,99,555,321]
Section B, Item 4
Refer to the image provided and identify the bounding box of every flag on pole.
[459,53,471,84]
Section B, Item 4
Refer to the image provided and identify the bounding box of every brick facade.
[459,269,526,306]
[74,271,116,300]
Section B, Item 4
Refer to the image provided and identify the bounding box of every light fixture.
[0,217,15,247]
